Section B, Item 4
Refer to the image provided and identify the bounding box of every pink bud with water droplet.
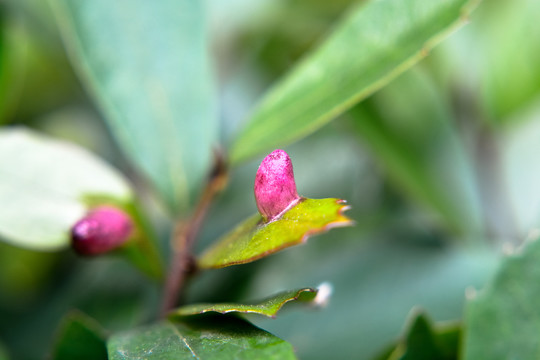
[71,206,133,256]
[254,149,301,221]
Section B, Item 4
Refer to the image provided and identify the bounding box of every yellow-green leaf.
[170,288,318,319]
[198,198,352,269]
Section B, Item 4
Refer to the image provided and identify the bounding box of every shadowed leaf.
[51,311,108,360]
[107,316,297,360]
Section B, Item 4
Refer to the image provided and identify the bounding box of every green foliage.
[52,0,217,213]
[463,236,540,360]
[230,0,480,163]
[51,311,108,360]
[0,127,131,250]
[377,311,460,360]
[348,68,482,235]
[107,316,297,360]
[198,198,352,268]
[2,0,540,358]
[171,288,317,319]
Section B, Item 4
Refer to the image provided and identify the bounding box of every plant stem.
[161,152,228,316]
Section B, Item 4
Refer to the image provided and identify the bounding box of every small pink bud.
[254,149,301,221]
[71,206,133,256]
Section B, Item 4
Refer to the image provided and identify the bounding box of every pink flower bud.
[254,149,301,221]
[71,206,133,256]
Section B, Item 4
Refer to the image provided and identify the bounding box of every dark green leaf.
[230,0,480,164]
[52,0,217,213]
[0,7,27,123]
[0,340,9,360]
[463,236,540,360]
[348,68,482,235]
[107,316,297,360]
[0,127,132,251]
[51,311,108,360]
[198,198,352,269]
[170,288,317,319]
[379,311,461,360]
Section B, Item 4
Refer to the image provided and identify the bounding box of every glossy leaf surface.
[107,316,296,360]
[51,311,108,360]
[463,236,540,360]
[53,0,217,213]
[230,0,480,163]
[0,127,131,251]
[171,288,317,319]
[198,198,352,269]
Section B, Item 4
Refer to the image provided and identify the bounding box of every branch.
[161,151,228,315]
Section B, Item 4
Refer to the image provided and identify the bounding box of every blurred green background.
[1,0,540,358]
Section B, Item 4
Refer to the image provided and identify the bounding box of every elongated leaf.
[0,127,131,251]
[348,68,482,235]
[53,0,217,213]
[51,311,108,360]
[198,198,352,269]
[171,288,317,319]
[230,0,480,163]
[463,236,540,360]
[107,317,296,360]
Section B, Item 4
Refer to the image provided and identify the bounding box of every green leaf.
[348,68,482,235]
[230,0,480,164]
[170,288,318,319]
[107,316,297,360]
[463,236,540,360]
[0,340,9,360]
[0,127,131,251]
[0,6,27,123]
[198,198,352,269]
[51,311,108,360]
[52,0,217,213]
[377,311,460,360]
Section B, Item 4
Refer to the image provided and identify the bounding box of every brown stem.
[160,151,228,316]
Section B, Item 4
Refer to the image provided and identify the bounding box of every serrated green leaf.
[0,127,132,251]
[107,316,297,360]
[230,0,480,164]
[170,288,317,319]
[52,0,217,213]
[51,311,108,360]
[198,198,352,269]
[463,236,540,360]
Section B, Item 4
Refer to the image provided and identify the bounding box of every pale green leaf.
[0,127,131,251]
[230,0,480,164]
[463,236,540,360]
[52,0,217,213]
